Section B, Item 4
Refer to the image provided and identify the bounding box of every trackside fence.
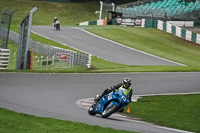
[34,55,55,70]
[0,48,10,70]
[157,20,200,45]
[8,30,91,68]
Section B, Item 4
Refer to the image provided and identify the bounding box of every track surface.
[31,26,184,66]
[1,72,200,133]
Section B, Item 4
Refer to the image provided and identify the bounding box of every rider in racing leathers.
[94,77,133,112]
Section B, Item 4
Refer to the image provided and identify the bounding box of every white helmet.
[123,77,131,89]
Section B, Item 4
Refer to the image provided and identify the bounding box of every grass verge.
[0,107,134,133]
[123,94,200,133]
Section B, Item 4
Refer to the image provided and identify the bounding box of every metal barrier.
[0,48,10,70]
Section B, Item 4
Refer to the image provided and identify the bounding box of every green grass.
[123,94,200,133]
[7,41,18,70]
[0,0,99,32]
[0,107,134,133]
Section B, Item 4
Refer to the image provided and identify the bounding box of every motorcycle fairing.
[94,89,129,115]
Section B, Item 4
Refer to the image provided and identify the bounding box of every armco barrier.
[0,49,10,70]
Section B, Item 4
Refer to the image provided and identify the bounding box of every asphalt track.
[1,72,200,133]
[31,26,185,66]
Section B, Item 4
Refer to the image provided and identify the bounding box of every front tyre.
[102,104,118,118]
[88,105,97,116]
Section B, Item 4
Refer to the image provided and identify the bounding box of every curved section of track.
[31,26,184,66]
[0,72,199,133]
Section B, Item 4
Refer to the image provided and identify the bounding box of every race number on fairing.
[108,94,112,100]
[121,96,126,102]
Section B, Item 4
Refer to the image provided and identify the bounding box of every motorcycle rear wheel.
[102,104,118,118]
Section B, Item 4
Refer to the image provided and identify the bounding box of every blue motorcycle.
[88,88,130,118]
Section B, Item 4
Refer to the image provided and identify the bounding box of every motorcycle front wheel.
[102,104,118,118]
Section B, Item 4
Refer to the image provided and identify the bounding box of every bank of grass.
[123,94,200,133]
[0,0,99,30]
[0,107,134,133]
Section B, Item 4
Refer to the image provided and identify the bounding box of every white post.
[46,57,49,70]
[13,53,16,65]
[112,3,115,11]
[35,56,38,70]
[41,56,43,70]
[52,55,55,70]
[99,1,103,20]
[24,7,37,69]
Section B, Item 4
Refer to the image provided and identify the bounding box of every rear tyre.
[102,104,118,118]
[88,105,97,116]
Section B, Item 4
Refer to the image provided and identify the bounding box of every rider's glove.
[110,87,115,92]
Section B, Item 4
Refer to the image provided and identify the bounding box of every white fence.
[0,48,10,70]
[34,56,55,70]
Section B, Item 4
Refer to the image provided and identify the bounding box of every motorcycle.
[88,88,130,118]
[53,20,60,31]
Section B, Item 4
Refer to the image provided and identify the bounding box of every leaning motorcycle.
[53,20,60,31]
[88,88,130,118]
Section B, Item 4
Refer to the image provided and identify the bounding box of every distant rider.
[95,77,133,111]
[53,17,58,27]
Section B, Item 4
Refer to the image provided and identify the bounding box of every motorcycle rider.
[53,17,58,27]
[94,77,133,112]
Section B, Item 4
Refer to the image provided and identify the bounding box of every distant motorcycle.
[88,88,130,118]
[53,20,60,31]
